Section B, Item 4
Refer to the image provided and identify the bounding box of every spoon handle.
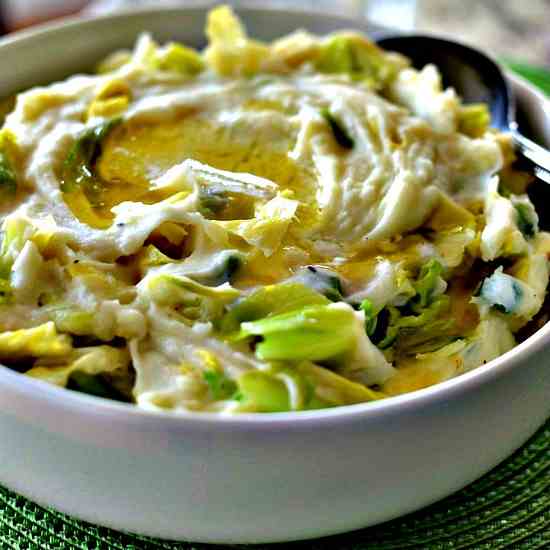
[509,123,550,184]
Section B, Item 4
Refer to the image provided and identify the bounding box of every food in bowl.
[0,5,547,413]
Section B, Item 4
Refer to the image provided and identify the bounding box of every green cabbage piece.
[26,345,131,400]
[0,150,16,196]
[514,201,538,239]
[394,314,515,384]
[458,103,490,138]
[0,216,68,304]
[391,304,455,354]
[0,217,31,279]
[411,259,444,310]
[191,253,243,286]
[203,369,238,400]
[234,370,291,412]
[60,118,121,201]
[359,298,379,337]
[359,259,451,352]
[236,303,356,362]
[146,273,239,323]
[67,260,134,303]
[0,218,25,302]
[140,247,243,287]
[204,5,270,77]
[289,265,344,302]
[219,282,329,334]
[218,194,298,257]
[296,362,384,406]
[198,188,231,218]
[233,362,383,413]
[369,297,451,350]
[429,226,476,269]
[45,306,96,335]
[137,244,173,273]
[152,42,204,75]
[0,130,17,197]
[96,50,132,74]
[68,371,123,399]
[316,34,403,88]
[0,322,72,359]
[186,159,276,201]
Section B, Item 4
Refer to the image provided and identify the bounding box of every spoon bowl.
[376,34,550,185]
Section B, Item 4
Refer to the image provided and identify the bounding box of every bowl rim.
[0,4,549,428]
[0,3,386,50]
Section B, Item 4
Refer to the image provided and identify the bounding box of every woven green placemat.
[1,60,550,550]
[0,418,548,549]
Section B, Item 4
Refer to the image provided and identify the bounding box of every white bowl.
[0,6,549,544]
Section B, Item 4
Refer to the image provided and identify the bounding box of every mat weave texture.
[1,62,550,550]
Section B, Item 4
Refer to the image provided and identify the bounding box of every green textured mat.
[1,58,550,550]
[0,419,548,549]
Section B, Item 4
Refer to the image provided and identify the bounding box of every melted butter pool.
[66,112,319,232]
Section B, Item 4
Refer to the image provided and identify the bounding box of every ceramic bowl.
[0,6,549,544]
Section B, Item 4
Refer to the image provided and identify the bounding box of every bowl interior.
[0,6,548,421]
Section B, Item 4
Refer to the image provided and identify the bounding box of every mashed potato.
[0,6,547,413]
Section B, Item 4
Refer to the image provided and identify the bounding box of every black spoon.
[375,35,550,185]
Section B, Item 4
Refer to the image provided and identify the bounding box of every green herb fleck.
[321,108,354,149]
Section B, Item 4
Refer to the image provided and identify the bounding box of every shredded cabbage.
[0,5,546,414]
[0,322,72,359]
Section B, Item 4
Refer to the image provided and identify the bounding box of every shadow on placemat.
[1,419,548,550]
